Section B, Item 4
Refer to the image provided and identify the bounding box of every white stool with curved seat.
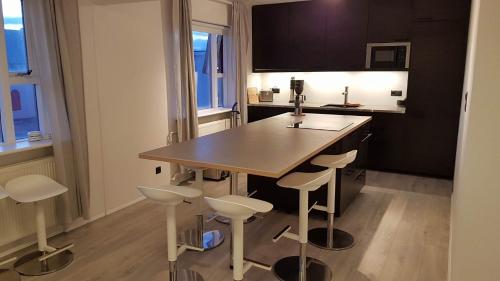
[309,150,358,251]
[137,185,205,281]
[205,195,273,281]
[5,175,74,276]
[272,169,334,281]
[0,186,19,281]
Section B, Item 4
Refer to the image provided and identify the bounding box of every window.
[192,26,227,110]
[0,0,44,143]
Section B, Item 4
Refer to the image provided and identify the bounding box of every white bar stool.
[178,168,224,251]
[205,195,273,281]
[138,185,205,281]
[309,150,357,251]
[0,186,19,281]
[272,169,334,281]
[5,175,74,276]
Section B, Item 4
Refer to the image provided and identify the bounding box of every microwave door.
[371,47,398,69]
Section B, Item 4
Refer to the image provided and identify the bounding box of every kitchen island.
[140,113,372,216]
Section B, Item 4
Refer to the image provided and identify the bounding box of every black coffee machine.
[290,77,305,116]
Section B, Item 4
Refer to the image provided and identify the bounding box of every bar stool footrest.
[14,249,73,276]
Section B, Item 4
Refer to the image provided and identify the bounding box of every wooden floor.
[16,171,452,281]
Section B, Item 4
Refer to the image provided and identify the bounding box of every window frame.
[0,0,47,144]
[192,23,229,112]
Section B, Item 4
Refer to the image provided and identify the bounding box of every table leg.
[180,169,224,251]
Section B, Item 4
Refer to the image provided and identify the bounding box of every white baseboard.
[105,196,146,216]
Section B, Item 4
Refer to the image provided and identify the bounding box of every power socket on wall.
[391,90,403,97]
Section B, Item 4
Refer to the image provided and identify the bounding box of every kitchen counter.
[248,101,406,114]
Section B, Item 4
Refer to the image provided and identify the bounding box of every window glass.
[193,31,212,109]
[11,84,39,139]
[2,0,29,74]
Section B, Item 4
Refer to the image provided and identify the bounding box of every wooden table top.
[139,113,372,178]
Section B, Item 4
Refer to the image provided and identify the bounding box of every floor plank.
[9,171,452,281]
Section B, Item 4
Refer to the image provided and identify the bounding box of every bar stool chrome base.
[308,227,355,251]
[273,256,332,281]
[14,250,73,276]
[0,269,19,281]
[179,229,225,251]
[152,269,205,281]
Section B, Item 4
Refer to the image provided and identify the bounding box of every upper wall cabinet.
[252,4,290,72]
[253,0,369,72]
[288,1,327,71]
[324,0,369,71]
[414,0,471,21]
[367,0,413,43]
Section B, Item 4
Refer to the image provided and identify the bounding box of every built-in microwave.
[366,42,411,70]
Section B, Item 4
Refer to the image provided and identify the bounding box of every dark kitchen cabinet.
[288,1,327,71]
[325,0,369,71]
[414,0,471,21]
[367,0,413,43]
[252,4,290,71]
[404,20,469,176]
[252,0,369,72]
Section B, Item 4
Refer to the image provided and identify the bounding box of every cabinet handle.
[361,133,373,143]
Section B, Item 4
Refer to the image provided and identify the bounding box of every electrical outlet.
[391,90,403,97]
[155,166,161,174]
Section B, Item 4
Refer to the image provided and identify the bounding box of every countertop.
[140,113,372,178]
[248,101,406,114]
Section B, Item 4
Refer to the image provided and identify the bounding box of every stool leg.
[35,202,48,253]
[309,169,355,251]
[232,219,244,281]
[273,189,332,281]
[298,190,308,281]
[166,205,178,281]
[326,171,336,249]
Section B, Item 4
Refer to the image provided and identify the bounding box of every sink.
[321,103,361,108]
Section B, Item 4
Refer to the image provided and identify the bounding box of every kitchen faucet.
[342,86,349,105]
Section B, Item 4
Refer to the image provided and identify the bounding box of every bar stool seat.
[272,169,334,281]
[5,175,74,277]
[205,195,273,281]
[309,150,357,251]
[207,195,273,219]
[138,185,205,281]
[138,185,202,205]
[5,175,68,203]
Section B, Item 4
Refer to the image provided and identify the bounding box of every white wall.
[80,0,170,218]
[192,0,230,26]
[449,1,500,280]
[248,71,408,106]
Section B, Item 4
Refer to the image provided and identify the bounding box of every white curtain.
[228,0,251,124]
[26,0,91,222]
[161,0,199,178]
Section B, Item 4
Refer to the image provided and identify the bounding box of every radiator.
[0,157,58,249]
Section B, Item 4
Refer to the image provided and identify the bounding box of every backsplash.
[247,72,408,107]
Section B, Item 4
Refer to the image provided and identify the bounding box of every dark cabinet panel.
[288,1,327,70]
[405,20,468,177]
[252,4,290,71]
[325,0,369,70]
[414,0,471,21]
[367,0,413,42]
